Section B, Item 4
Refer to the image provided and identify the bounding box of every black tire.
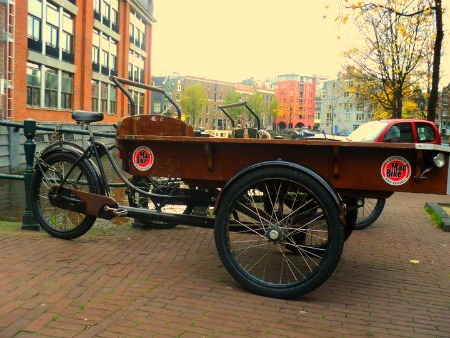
[354,198,386,230]
[214,166,345,299]
[30,151,101,240]
[127,176,194,229]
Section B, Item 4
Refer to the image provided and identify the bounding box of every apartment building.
[317,72,372,134]
[270,74,316,130]
[152,74,276,130]
[1,0,154,122]
[438,83,450,137]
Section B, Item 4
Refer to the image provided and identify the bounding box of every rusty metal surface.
[117,115,193,137]
[116,134,449,197]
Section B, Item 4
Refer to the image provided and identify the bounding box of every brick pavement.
[0,192,449,337]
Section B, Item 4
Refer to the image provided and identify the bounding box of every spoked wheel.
[354,198,386,230]
[30,152,101,239]
[127,176,194,229]
[214,167,345,299]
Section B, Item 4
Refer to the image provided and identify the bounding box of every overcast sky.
[151,0,450,85]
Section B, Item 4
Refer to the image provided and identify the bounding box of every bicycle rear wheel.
[30,152,101,239]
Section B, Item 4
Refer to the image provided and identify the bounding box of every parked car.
[343,119,441,144]
[306,119,442,230]
[307,119,441,145]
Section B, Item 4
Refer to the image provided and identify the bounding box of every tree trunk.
[393,87,403,119]
[427,0,443,122]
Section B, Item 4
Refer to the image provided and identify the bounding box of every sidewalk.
[0,192,449,337]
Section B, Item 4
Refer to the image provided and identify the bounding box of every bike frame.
[36,120,215,215]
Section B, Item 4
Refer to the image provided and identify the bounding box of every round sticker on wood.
[381,156,411,186]
[132,146,154,171]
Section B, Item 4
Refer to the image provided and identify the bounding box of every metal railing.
[0,118,115,230]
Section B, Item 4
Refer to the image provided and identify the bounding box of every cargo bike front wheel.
[214,166,345,299]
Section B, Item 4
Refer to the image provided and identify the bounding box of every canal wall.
[0,122,116,174]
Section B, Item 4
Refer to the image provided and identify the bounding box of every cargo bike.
[30,77,450,299]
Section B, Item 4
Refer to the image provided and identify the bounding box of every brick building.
[1,0,154,122]
[151,74,276,130]
[269,74,316,130]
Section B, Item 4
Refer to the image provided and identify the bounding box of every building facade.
[1,0,155,122]
[438,83,450,137]
[269,74,316,130]
[151,74,276,130]
[316,72,372,134]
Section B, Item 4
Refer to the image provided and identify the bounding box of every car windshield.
[347,121,390,142]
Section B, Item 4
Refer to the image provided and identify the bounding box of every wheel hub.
[266,226,284,243]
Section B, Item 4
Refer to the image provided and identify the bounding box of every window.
[345,113,350,121]
[111,0,119,31]
[92,80,99,111]
[27,63,41,107]
[394,123,414,143]
[102,0,110,25]
[45,3,59,47]
[130,10,147,51]
[28,15,41,41]
[62,13,74,52]
[94,0,101,13]
[109,86,117,114]
[61,72,73,109]
[101,35,109,69]
[357,102,364,110]
[101,83,108,113]
[154,102,161,114]
[44,67,58,108]
[62,13,74,62]
[416,123,436,143]
[356,113,363,122]
[128,91,144,115]
[92,29,100,67]
[110,39,117,74]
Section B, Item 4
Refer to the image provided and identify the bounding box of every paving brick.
[0,193,449,337]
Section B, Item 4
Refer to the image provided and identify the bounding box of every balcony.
[111,22,119,33]
[101,65,109,76]
[62,49,74,63]
[102,17,110,27]
[92,62,100,72]
[28,36,42,53]
[45,43,60,59]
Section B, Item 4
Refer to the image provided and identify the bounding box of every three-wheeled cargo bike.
[30,77,450,299]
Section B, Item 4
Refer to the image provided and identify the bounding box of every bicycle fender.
[214,160,343,213]
[36,145,105,195]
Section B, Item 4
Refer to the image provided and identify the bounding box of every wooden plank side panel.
[116,136,449,196]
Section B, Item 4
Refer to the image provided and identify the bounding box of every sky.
[151,0,450,85]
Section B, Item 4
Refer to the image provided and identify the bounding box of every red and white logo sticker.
[381,156,411,186]
[132,146,154,171]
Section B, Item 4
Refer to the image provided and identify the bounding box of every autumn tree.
[180,83,207,127]
[223,91,245,125]
[340,0,437,119]
[344,0,443,121]
[267,98,279,128]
